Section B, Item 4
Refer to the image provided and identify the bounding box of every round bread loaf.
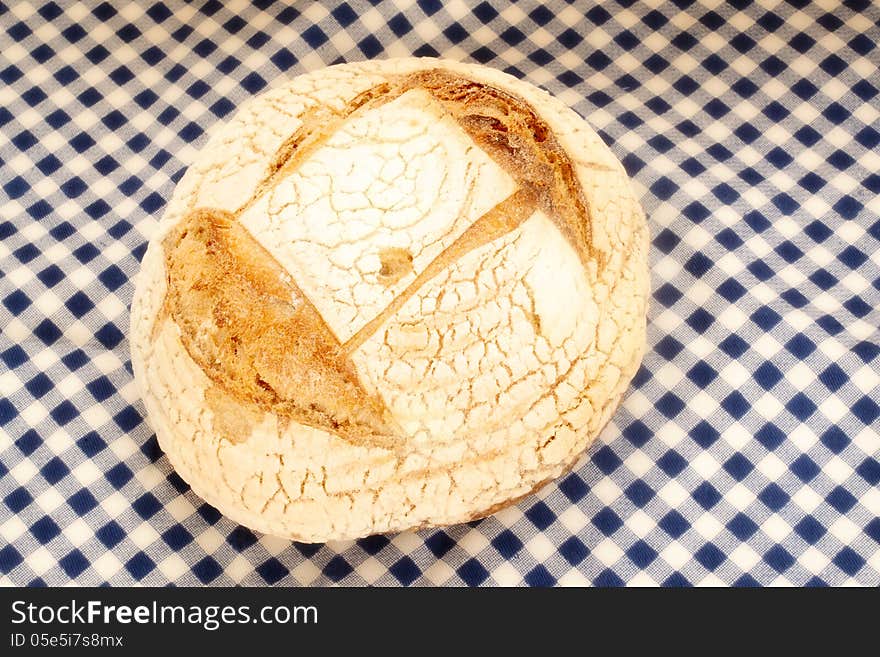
[130,58,649,542]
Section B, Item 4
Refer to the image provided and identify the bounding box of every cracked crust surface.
[130,58,649,542]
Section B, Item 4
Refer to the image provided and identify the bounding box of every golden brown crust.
[162,208,394,446]
[403,69,601,268]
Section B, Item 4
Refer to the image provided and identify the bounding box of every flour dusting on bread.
[130,58,649,542]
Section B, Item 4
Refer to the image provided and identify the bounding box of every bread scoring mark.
[238,83,403,218]
[162,208,397,448]
[377,247,414,287]
[403,69,598,268]
[236,69,599,270]
[344,187,538,353]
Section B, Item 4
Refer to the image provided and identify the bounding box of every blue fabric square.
[162,525,193,550]
[751,306,782,331]
[754,362,783,390]
[826,486,858,514]
[656,335,685,359]
[728,513,759,540]
[0,545,24,573]
[759,483,790,512]
[87,375,116,402]
[722,391,749,419]
[3,290,31,314]
[594,569,625,587]
[786,393,817,421]
[690,421,720,448]
[76,431,105,457]
[125,552,156,580]
[786,334,816,359]
[41,456,69,484]
[821,426,849,453]
[425,531,455,558]
[525,501,555,530]
[655,282,683,307]
[50,401,78,426]
[524,564,556,586]
[593,445,622,475]
[659,510,689,538]
[105,463,133,488]
[193,556,223,583]
[819,363,849,392]
[5,487,33,513]
[559,474,589,502]
[724,453,754,481]
[15,429,41,456]
[389,556,420,585]
[96,520,126,549]
[559,536,588,565]
[865,519,880,545]
[625,480,655,507]
[627,539,658,568]
[692,482,721,509]
[833,547,865,577]
[853,340,880,364]
[59,549,90,578]
[733,573,761,587]
[96,323,125,350]
[748,261,775,282]
[256,558,287,584]
[794,516,826,544]
[657,392,686,418]
[31,516,61,543]
[743,210,771,233]
[0,399,18,427]
[492,529,523,559]
[687,308,714,333]
[764,545,795,573]
[322,555,353,581]
[755,423,785,450]
[852,396,880,425]
[695,543,725,571]
[458,558,490,586]
[658,450,687,477]
[717,278,747,302]
[663,572,692,587]
[227,527,257,552]
[774,240,804,264]
[593,508,623,535]
[25,373,53,398]
[791,455,820,482]
[133,493,162,519]
[114,406,142,432]
[856,458,880,486]
[682,201,711,223]
[814,299,842,323]
[68,489,98,514]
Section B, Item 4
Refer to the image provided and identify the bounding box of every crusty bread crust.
[130,58,649,542]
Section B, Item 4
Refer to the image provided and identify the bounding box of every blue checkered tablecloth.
[1,1,878,587]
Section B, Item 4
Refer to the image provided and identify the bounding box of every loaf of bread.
[130,58,649,542]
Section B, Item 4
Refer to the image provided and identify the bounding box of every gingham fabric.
[1,0,878,587]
